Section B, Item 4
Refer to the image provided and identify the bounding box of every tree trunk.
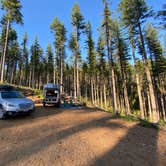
[138,23,159,123]
[5,58,10,81]
[103,83,107,108]
[100,86,103,108]
[142,91,147,117]
[19,68,23,85]
[131,41,145,119]
[32,66,35,89]
[91,78,94,105]
[85,75,88,103]
[147,90,152,120]
[123,77,131,115]
[0,53,3,76]
[53,56,56,84]
[29,69,32,88]
[146,65,159,122]
[1,19,10,83]
[111,68,118,114]
[96,77,99,106]
[73,53,77,99]
[93,81,97,106]
[105,22,118,114]
[60,48,63,94]
[160,79,166,122]
[76,63,80,99]
[10,67,14,84]
[120,97,125,114]
[136,73,144,119]
[161,94,166,122]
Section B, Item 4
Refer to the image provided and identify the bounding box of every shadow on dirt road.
[0,105,164,166]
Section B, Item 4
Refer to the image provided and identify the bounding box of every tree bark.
[32,66,35,89]
[73,52,77,99]
[76,62,80,99]
[123,77,131,115]
[96,76,99,106]
[85,75,88,103]
[0,53,3,76]
[103,83,107,108]
[60,48,63,94]
[1,19,10,83]
[91,78,94,105]
[53,56,56,85]
[100,86,103,108]
[29,69,32,88]
[136,73,144,119]
[147,90,152,120]
[94,81,97,105]
[161,94,166,122]
[111,68,118,114]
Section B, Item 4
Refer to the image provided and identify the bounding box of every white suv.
[0,85,35,119]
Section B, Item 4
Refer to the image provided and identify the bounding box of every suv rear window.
[1,91,25,99]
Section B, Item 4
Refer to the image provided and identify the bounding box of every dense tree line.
[0,0,165,123]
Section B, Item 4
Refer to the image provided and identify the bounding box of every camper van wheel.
[56,101,60,108]
[54,101,60,108]
[43,102,46,107]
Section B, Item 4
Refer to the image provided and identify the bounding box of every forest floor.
[0,104,166,166]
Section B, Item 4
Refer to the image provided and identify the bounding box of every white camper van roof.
[43,83,60,90]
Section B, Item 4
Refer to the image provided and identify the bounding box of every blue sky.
[1,0,166,56]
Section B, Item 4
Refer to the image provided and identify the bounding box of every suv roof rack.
[0,85,16,91]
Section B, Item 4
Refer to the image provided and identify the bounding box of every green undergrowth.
[82,99,166,130]
[119,114,139,122]
[119,113,166,130]
[0,83,43,98]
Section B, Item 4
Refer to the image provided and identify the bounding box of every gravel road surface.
[0,105,166,166]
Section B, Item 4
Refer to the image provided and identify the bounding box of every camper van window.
[46,91,58,97]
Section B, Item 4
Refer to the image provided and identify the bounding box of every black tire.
[54,101,60,108]
[0,105,5,120]
[43,102,46,107]
[0,113,6,120]
[56,101,60,108]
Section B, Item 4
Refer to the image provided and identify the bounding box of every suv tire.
[0,105,5,120]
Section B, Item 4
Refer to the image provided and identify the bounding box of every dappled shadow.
[0,106,161,166]
[0,105,67,130]
[90,125,159,166]
[0,115,125,166]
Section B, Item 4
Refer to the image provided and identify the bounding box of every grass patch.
[119,114,139,122]
[138,119,159,129]
[75,99,166,130]
[159,120,166,129]
[33,89,43,98]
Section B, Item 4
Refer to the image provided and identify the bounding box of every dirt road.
[0,105,166,166]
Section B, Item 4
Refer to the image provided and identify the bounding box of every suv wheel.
[0,106,5,119]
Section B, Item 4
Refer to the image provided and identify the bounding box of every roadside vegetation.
[0,83,43,99]
[0,0,165,124]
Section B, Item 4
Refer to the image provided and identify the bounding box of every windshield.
[46,90,58,97]
[1,91,25,99]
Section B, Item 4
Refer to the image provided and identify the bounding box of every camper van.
[43,83,60,107]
